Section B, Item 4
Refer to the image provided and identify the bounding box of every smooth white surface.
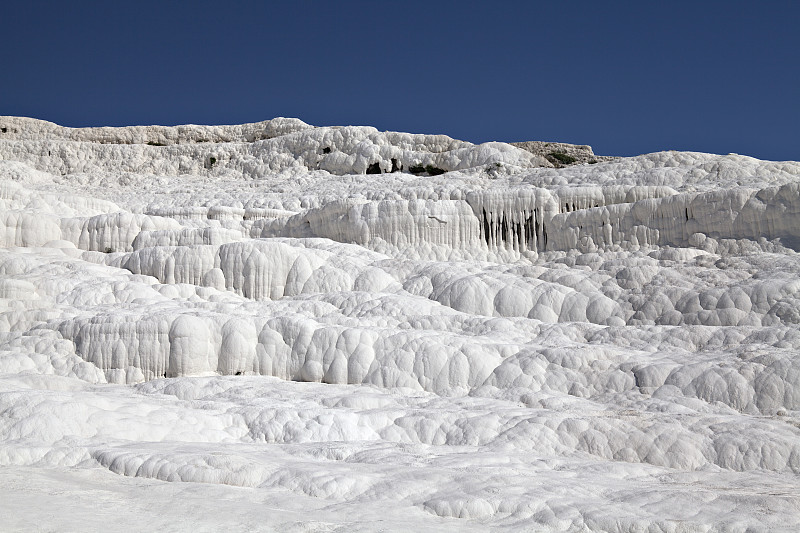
[1,117,800,531]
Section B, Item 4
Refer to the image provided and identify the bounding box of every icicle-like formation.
[466,189,557,252]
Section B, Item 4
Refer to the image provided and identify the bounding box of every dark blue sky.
[3,1,798,160]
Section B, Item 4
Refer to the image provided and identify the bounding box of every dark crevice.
[425,165,446,176]
[482,209,491,245]
[478,208,547,251]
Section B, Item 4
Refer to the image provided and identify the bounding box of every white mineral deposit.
[2,116,799,531]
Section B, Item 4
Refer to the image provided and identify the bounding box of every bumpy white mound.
[2,117,800,532]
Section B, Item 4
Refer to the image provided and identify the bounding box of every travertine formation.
[2,117,800,532]
[511,140,617,166]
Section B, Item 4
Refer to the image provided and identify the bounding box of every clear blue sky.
[3,0,798,160]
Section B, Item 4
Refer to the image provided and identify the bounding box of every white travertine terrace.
[1,116,800,531]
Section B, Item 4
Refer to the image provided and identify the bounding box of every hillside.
[2,117,800,532]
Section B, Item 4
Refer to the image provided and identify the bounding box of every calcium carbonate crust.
[1,117,800,532]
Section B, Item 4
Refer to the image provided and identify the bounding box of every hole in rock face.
[391,158,400,172]
[235,371,242,376]
[366,162,382,174]
[425,165,445,176]
[408,164,445,175]
[322,147,331,154]
[1,127,6,133]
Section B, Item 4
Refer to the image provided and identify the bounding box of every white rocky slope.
[1,117,800,532]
